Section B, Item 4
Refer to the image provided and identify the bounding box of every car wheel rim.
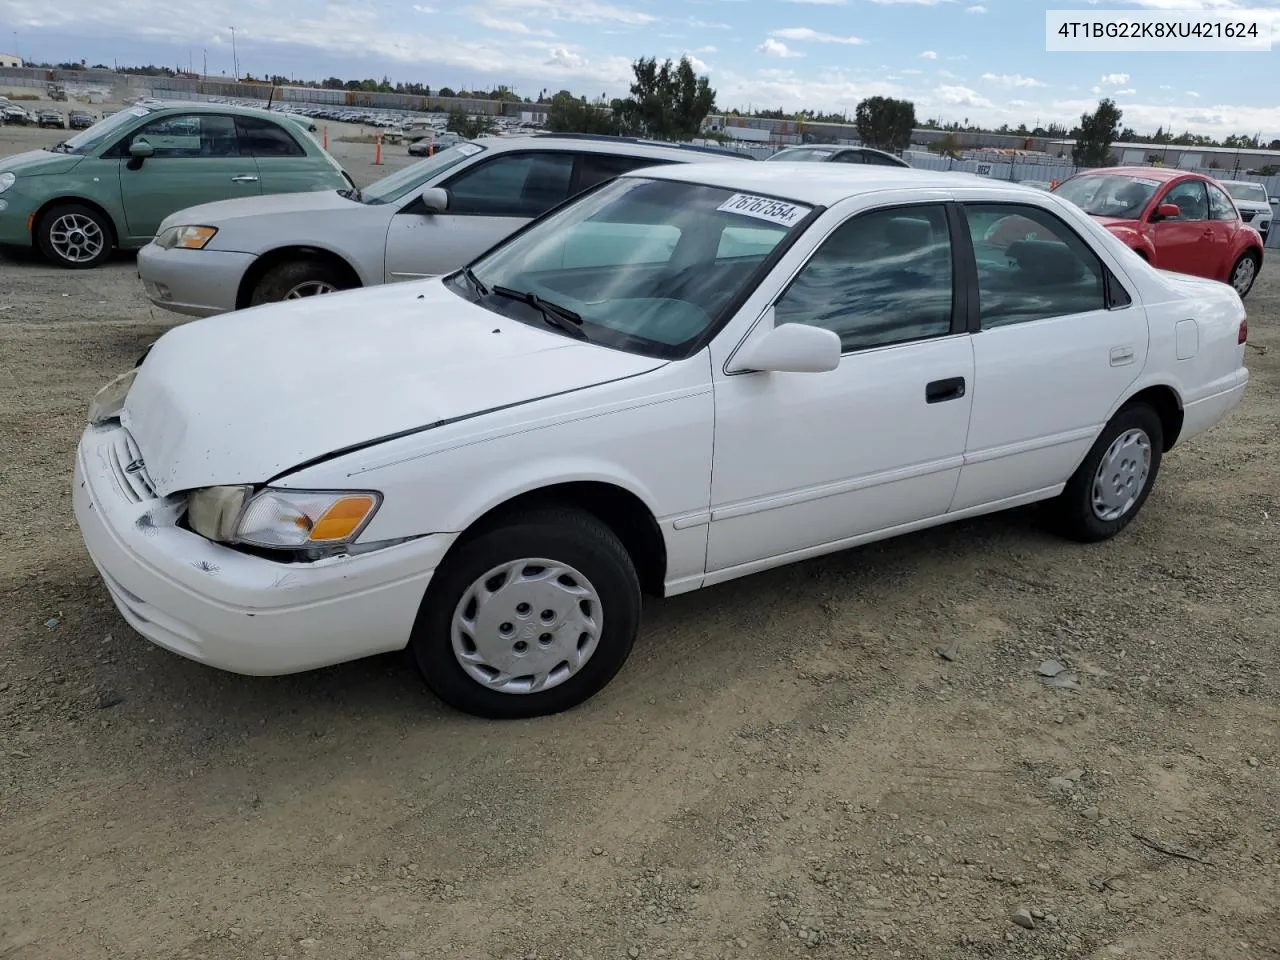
[1232,257,1256,295]
[49,213,104,263]
[451,558,603,695]
[1091,428,1151,522]
[284,280,339,299]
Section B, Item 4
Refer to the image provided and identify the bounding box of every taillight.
[1239,319,1248,344]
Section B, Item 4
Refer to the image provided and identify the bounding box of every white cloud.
[1187,90,1201,97]
[780,0,848,5]
[868,0,957,4]
[980,72,1045,88]
[470,10,554,35]
[771,26,866,44]
[695,45,717,54]
[545,47,584,67]
[965,3,987,11]
[1100,72,1130,85]
[934,84,993,108]
[758,37,804,57]
[1114,87,1136,95]
[411,4,435,11]
[485,0,657,25]
[919,49,938,59]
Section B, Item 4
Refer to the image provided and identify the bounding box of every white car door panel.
[708,334,975,572]
[385,212,525,280]
[950,201,1149,512]
[706,200,976,573]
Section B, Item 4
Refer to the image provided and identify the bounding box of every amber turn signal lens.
[309,495,378,542]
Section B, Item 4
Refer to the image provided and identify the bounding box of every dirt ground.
[0,103,1277,960]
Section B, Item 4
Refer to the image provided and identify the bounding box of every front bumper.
[73,423,449,675]
[136,242,255,318]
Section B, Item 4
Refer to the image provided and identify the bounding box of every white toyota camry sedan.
[74,162,1250,719]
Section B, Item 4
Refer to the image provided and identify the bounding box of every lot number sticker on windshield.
[717,194,810,227]
[456,143,483,156]
[1130,177,1159,186]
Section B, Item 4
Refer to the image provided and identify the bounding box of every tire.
[35,203,113,269]
[1048,402,1163,543]
[410,507,642,719]
[249,258,353,306]
[1228,251,1260,299]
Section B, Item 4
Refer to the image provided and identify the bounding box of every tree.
[438,86,456,98]
[853,96,916,153]
[928,133,962,160]
[446,107,494,139]
[546,90,620,135]
[611,56,716,141]
[1071,98,1121,168]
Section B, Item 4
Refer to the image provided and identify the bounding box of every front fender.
[1104,223,1155,261]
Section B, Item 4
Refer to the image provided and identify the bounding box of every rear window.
[1223,182,1268,204]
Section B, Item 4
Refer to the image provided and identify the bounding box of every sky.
[3,0,1280,138]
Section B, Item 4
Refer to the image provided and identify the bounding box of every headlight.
[187,486,381,549]
[0,172,14,194]
[87,368,138,425]
[155,225,218,250]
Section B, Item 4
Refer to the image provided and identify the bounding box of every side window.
[964,203,1108,328]
[1161,181,1209,221]
[236,116,306,157]
[119,113,240,158]
[863,151,900,166]
[577,153,672,192]
[444,153,575,217]
[832,151,864,164]
[1206,183,1238,221]
[774,204,954,353]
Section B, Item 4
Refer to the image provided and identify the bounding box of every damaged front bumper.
[72,423,449,675]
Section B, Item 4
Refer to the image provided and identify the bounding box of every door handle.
[925,377,966,404]
[1110,346,1135,366]
[231,175,259,183]
[1201,228,1214,238]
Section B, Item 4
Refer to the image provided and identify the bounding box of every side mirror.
[1153,202,1180,220]
[1270,197,1279,205]
[129,140,154,159]
[420,186,449,213]
[730,312,842,374]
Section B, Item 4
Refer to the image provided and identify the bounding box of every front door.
[384,151,575,280]
[950,201,1149,511]
[116,113,261,242]
[1148,179,1212,278]
[707,202,975,574]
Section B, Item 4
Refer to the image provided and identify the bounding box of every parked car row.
[60,134,1252,717]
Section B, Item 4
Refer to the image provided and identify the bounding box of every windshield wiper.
[463,266,488,296]
[490,285,586,340]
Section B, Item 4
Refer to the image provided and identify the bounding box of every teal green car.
[0,102,352,269]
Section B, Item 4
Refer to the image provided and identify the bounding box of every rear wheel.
[249,258,353,306]
[1048,402,1163,543]
[409,507,642,719]
[1229,251,1259,299]
[36,203,113,269]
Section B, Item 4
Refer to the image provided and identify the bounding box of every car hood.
[157,188,359,232]
[121,279,667,496]
[1232,200,1272,214]
[0,149,83,176]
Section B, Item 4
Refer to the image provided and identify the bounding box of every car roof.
[475,134,752,162]
[139,101,312,124]
[1072,166,1186,183]
[625,161,1043,206]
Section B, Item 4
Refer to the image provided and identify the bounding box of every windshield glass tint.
[1054,174,1158,218]
[1223,181,1268,203]
[63,106,153,154]
[466,177,810,357]
[769,148,829,162]
[360,142,485,204]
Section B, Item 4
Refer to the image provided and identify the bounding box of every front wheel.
[36,203,113,269]
[1048,403,1163,543]
[1229,251,1260,299]
[410,508,642,719]
[249,258,352,306]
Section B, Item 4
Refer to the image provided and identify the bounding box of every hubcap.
[49,213,104,263]
[284,280,339,299]
[451,558,603,695]
[1091,428,1151,522]
[1232,257,1256,295]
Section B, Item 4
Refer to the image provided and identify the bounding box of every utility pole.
[230,26,238,80]
[203,48,207,79]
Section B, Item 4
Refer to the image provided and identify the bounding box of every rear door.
[383,150,575,280]
[115,113,261,242]
[951,200,1148,511]
[235,115,329,195]
[1205,180,1244,277]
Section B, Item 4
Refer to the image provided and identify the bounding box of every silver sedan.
[137,135,753,317]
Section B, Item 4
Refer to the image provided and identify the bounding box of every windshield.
[459,176,812,359]
[1223,181,1268,203]
[359,142,485,204]
[59,106,153,154]
[768,147,831,162]
[1054,174,1159,218]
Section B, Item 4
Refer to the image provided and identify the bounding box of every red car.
[1052,167,1264,298]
